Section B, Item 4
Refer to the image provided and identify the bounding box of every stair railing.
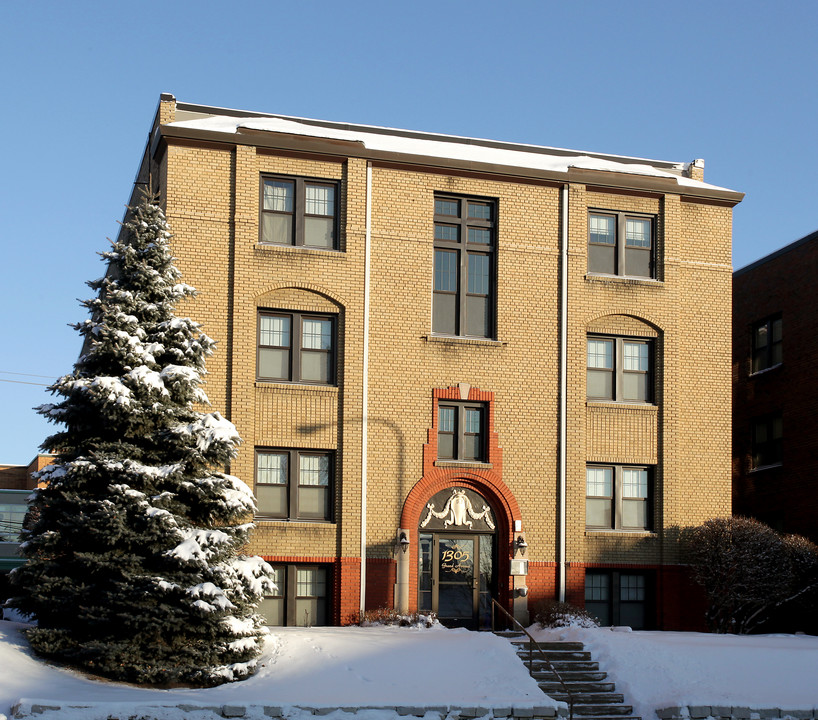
[490,599,574,720]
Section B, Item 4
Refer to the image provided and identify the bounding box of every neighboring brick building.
[733,230,818,542]
[117,94,742,630]
[0,455,53,604]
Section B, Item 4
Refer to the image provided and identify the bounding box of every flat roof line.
[173,100,687,172]
[735,228,818,276]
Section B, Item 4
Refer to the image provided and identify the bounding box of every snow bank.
[529,626,818,719]
[5,618,817,720]
[0,623,546,719]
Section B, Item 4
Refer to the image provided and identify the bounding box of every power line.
[0,371,57,379]
[0,378,52,387]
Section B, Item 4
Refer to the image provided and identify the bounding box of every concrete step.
[536,681,615,694]
[544,693,625,705]
[531,670,608,682]
[572,705,634,717]
[510,640,586,652]
[516,650,593,662]
[529,660,602,672]
[501,635,639,720]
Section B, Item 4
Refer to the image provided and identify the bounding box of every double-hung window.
[260,564,330,627]
[255,448,333,521]
[588,211,654,278]
[433,195,495,338]
[261,176,339,249]
[751,315,782,373]
[585,570,651,629]
[586,465,652,531]
[258,311,335,384]
[587,335,652,403]
[438,402,486,462]
[751,413,783,469]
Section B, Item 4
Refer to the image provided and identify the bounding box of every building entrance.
[419,533,493,628]
[416,487,497,629]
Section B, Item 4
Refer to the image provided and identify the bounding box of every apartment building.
[733,230,818,543]
[121,94,742,630]
[0,455,52,605]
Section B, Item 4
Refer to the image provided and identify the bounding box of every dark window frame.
[587,335,653,403]
[751,413,783,470]
[260,174,340,249]
[437,401,487,462]
[261,563,332,627]
[585,570,653,629]
[255,447,334,521]
[588,209,655,278]
[751,315,783,374]
[257,310,336,385]
[433,194,497,338]
[586,464,653,531]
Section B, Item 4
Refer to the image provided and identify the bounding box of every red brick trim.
[261,555,361,626]
[398,386,521,617]
[365,558,397,612]
[261,555,345,563]
[563,562,707,631]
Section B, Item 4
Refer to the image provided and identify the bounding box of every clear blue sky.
[1,0,815,464]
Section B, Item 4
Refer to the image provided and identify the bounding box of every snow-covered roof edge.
[155,96,743,203]
[172,99,684,169]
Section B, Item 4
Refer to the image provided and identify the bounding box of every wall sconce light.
[515,535,528,556]
[399,530,410,554]
[515,586,528,598]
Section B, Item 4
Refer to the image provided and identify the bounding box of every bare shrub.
[347,607,438,628]
[685,516,818,633]
[534,600,600,629]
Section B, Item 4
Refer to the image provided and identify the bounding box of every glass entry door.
[438,536,475,623]
[419,533,493,629]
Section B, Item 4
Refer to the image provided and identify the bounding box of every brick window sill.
[749,463,783,473]
[434,460,493,470]
[254,243,346,258]
[255,518,337,527]
[424,335,506,348]
[585,529,657,537]
[586,402,658,411]
[749,363,783,378]
[585,273,663,287]
[255,382,339,394]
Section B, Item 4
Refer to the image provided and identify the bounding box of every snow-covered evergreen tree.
[9,195,274,686]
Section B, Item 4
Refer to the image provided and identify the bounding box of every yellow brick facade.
[124,95,741,629]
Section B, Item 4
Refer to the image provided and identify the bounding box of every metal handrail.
[490,599,574,720]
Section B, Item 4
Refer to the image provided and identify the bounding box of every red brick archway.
[399,385,522,616]
[400,470,521,616]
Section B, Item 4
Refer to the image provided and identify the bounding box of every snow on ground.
[529,625,818,720]
[3,618,818,720]
[0,620,546,720]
